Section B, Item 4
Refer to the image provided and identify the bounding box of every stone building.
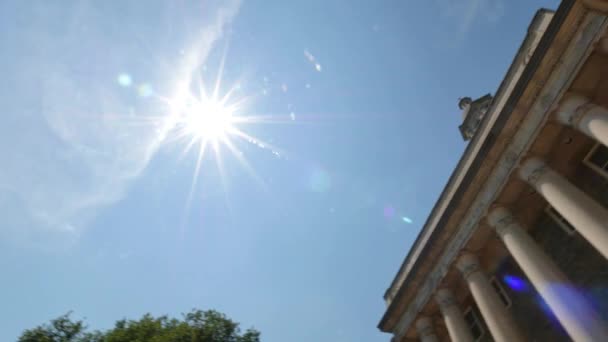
[378,1,608,341]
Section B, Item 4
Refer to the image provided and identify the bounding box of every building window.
[490,277,512,308]
[545,205,576,235]
[584,143,608,178]
[464,307,484,341]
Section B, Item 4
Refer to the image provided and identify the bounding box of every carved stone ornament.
[519,158,548,186]
[415,317,435,338]
[456,254,480,280]
[487,207,517,236]
[435,289,456,310]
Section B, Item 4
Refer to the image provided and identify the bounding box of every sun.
[148,49,292,227]
[162,64,285,202]
[167,81,243,152]
[181,97,235,141]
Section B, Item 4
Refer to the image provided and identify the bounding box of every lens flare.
[503,275,529,292]
[117,73,132,87]
[137,83,154,97]
[402,216,413,224]
[383,205,395,218]
[157,49,294,219]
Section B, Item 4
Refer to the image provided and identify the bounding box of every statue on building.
[458,94,493,141]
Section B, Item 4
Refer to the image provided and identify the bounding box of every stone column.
[435,289,474,342]
[456,254,525,342]
[415,316,439,342]
[488,207,608,342]
[556,95,608,147]
[519,158,608,259]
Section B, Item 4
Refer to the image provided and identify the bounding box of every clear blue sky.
[0,0,559,341]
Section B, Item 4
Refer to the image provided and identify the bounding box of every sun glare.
[141,47,293,235]
[161,59,287,211]
[182,98,235,141]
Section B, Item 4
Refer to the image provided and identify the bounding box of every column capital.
[456,253,480,280]
[518,157,548,186]
[487,207,517,236]
[556,94,590,127]
[435,288,457,310]
[415,317,435,339]
[436,288,476,342]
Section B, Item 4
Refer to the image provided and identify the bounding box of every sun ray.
[191,139,209,199]
[229,128,284,156]
[159,53,301,232]
[178,135,202,161]
[197,73,209,103]
[183,138,209,216]
[233,113,295,125]
[177,137,209,238]
[213,44,229,101]
[212,140,236,217]
[222,137,270,193]
[218,77,246,107]
[222,94,255,115]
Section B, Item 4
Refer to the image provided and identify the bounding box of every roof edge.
[379,0,575,332]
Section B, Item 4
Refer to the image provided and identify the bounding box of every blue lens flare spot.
[137,83,154,97]
[117,73,132,87]
[402,216,413,224]
[503,275,529,292]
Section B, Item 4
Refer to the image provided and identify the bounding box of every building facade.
[379,1,608,341]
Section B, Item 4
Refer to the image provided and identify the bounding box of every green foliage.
[19,310,260,342]
[18,312,102,342]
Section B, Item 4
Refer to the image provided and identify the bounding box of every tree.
[18,312,102,342]
[19,310,260,342]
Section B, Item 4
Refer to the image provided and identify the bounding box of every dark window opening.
[464,307,484,341]
[546,206,576,235]
[588,144,608,171]
[490,277,512,308]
